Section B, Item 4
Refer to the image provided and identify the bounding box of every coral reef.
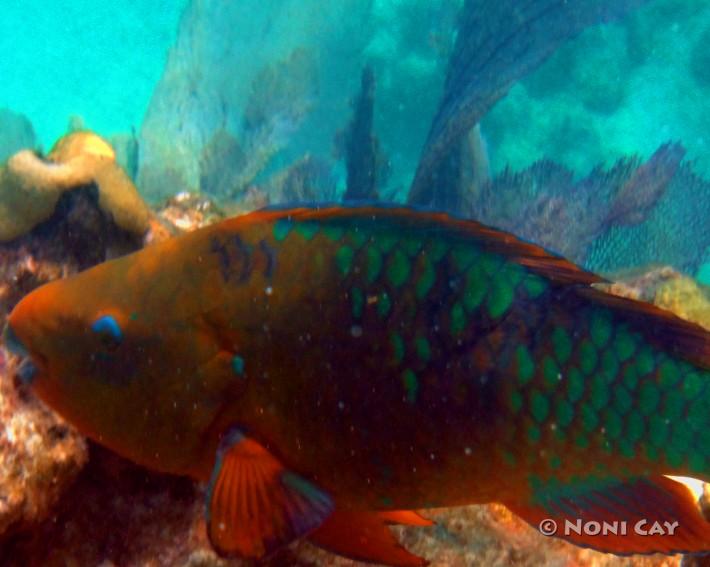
[0,131,151,242]
[0,131,162,330]
[156,191,226,234]
[0,187,151,330]
[0,109,36,164]
[408,0,649,208]
[0,350,87,544]
[654,276,710,331]
[0,445,204,567]
[137,0,364,202]
[466,143,684,265]
[0,442,683,567]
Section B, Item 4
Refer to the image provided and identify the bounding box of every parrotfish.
[4,206,710,565]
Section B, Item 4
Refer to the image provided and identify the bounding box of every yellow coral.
[0,131,150,241]
[654,275,710,331]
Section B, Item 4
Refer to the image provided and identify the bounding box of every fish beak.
[2,321,38,384]
[3,322,28,357]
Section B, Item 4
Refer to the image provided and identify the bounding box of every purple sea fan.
[470,143,685,266]
[603,142,686,228]
[408,0,650,208]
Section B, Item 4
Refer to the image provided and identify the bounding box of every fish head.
[2,256,227,471]
[4,268,148,429]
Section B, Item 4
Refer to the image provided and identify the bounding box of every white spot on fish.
[464,447,472,456]
[350,325,363,338]
[265,286,273,295]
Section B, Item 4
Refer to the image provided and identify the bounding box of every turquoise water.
[4,1,710,180]
[486,0,710,179]
[4,2,710,565]
[2,0,710,273]
[0,0,185,148]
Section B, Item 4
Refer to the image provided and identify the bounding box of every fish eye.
[91,315,123,350]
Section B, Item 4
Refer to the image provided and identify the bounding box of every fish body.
[5,206,710,564]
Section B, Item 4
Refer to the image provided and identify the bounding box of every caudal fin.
[506,475,710,555]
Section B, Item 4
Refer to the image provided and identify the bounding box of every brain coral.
[0,132,151,242]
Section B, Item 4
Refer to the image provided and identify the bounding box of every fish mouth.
[3,322,41,384]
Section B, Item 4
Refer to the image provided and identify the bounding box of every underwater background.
[1,0,710,565]
[4,0,710,278]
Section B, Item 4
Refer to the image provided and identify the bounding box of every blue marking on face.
[232,355,245,376]
[91,315,123,345]
[16,358,37,384]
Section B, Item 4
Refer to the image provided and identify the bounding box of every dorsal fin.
[238,204,604,286]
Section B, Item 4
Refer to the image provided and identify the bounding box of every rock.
[0,109,36,164]
[0,131,151,242]
[0,350,87,544]
[599,266,682,302]
[0,450,681,567]
[156,191,226,234]
[0,445,207,567]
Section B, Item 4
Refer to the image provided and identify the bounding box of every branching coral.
[0,132,151,242]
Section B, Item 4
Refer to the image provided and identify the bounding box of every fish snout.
[3,321,39,384]
[3,321,28,357]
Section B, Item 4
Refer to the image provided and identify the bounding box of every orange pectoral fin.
[379,510,435,527]
[206,428,333,559]
[309,510,431,566]
[506,475,710,555]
